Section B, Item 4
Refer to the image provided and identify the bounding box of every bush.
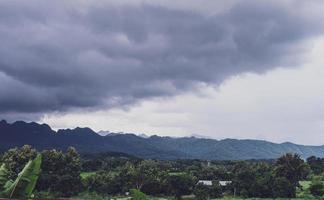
[193,183,209,200]
[85,172,122,195]
[1,145,37,179]
[166,173,195,200]
[130,189,148,200]
[310,181,324,197]
[272,177,295,198]
[36,147,82,197]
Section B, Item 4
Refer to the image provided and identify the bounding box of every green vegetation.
[81,171,97,179]
[0,164,8,189]
[130,189,148,200]
[1,145,324,199]
[297,181,312,198]
[0,154,41,199]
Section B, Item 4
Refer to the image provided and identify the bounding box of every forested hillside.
[1,120,324,160]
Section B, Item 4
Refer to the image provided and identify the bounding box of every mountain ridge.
[0,120,323,160]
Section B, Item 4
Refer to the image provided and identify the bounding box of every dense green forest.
[0,145,324,200]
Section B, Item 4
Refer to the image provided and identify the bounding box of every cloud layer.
[0,0,323,117]
[41,36,324,144]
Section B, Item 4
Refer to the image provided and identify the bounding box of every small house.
[219,180,232,186]
[197,180,213,186]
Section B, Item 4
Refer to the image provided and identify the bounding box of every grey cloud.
[0,0,323,118]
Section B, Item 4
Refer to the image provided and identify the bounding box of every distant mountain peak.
[97,130,111,136]
[0,119,7,124]
[106,132,122,136]
[138,133,149,138]
[57,127,99,137]
[189,134,213,139]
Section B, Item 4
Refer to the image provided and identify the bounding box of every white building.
[219,181,232,186]
[197,180,232,186]
[197,180,213,186]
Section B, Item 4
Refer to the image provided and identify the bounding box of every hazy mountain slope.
[0,120,323,160]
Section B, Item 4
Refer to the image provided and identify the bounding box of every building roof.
[197,180,213,186]
[219,181,232,186]
[197,180,232,186]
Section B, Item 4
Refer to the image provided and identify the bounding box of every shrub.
[310,181,324,197]
[193,183,209,200]
[130,189,148,200]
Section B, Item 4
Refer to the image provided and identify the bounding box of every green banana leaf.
[0,164,9,189]
[3,154,42,199]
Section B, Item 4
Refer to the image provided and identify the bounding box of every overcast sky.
[1,0,324,144]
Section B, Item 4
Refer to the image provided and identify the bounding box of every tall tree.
[36,147,82,197]
[2,145,37,179]
[166,173,195,200]
[274,153,310,197]
[307,156,324,175]
[272,177,295,198]
[231,161,256,197]
[133,160,160,190]
[193,183,209,200]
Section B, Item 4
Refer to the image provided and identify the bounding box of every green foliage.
[274,153,310,198]
[133,160,160,190]
[37,147,83,197]
[193,183,210,200]
[81,152,139,172]
[229,157,310,199]
[179,195,195,200]
[85,160,168,196]
[310,181,324,197]
[272,177,295,198]
[209,182,223,199]
[2,154,42,199]
[0,164,9,190]
[85,171,122,195]
[232,161,256,197]
[275,153,310,186]
[2,145,37,179]
[307,156,324,175]
[1,145,323,199]
[166,173,195,200]
[81,171,97,180]
[130,189,148,200]
[248,163,274,198]
[194,182,223,200]
[297,181,313,198]
[135,160,168,195]
[196,165,231,180]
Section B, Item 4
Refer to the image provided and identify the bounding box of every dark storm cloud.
[0,0,322,116]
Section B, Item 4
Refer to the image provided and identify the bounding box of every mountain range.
[0,120,323,160]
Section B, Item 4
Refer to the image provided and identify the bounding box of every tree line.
[0,145,324,199]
